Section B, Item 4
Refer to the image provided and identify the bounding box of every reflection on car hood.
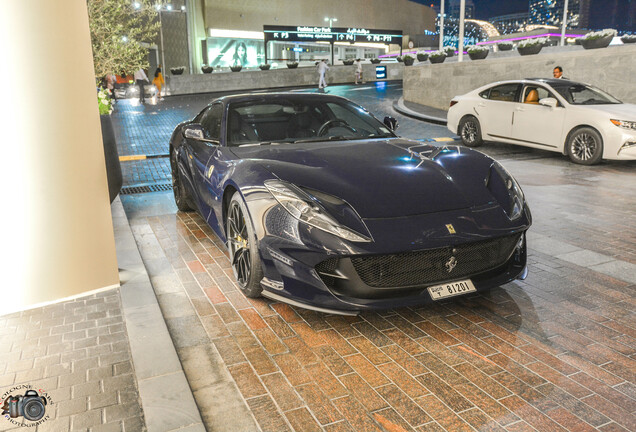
[584,103,636,118]
[230,138,479,219]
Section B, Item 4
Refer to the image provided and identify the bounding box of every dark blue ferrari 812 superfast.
[169,93,531,315]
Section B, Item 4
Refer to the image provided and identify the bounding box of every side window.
[523,86,560,105]
[485,84,521,102]
[200,104,223,140]
[479,90,489,99]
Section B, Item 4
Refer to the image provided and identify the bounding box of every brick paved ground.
[0,289,145,432]
[117,86,636,431]
[121,155,636,431]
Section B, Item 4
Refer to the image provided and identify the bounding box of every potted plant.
[201,65,213,73]
[259,64,271,70]
[403,55,415,66]
[581,29,617,49]
[286,62,299,69]
[97,88,122,203]
[370,58,381,64]
[428,50,446,64]
[517,37,545,55]
[342,59,354,65]
[230,64,242,72]
[497,41,513,51]
[467,45,489,60]
[621,34,636,43]
[170,66,185,75]
[396,56,403,62]
[416,52,428,62]
[443,46,456,57]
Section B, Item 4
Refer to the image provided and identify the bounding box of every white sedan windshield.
[552,84,621,105]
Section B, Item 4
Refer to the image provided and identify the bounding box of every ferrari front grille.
[351,234,522,288]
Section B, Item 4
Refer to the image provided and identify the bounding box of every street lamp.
[324,17,337,27]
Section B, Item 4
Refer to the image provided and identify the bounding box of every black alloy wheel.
[567,127,603,165]
[171,148,194,212]
[227,192,263,297]
[458,116,483,147]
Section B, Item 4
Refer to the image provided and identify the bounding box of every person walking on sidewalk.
[134,68,149,104]
[318,59,329,90]
[152,65,165,99]
[354,59,364,84]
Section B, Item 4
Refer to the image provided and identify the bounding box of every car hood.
[584,103,636,119]
[230,139,484,219]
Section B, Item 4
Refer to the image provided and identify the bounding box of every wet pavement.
[114,83,636,432]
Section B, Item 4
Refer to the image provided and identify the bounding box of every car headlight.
[610,119,636,130]
[486,162,525,220]
[264,180,371,242]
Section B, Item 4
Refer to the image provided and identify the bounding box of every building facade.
[529,0,582,28]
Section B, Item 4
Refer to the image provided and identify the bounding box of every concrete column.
[0,1,119,315]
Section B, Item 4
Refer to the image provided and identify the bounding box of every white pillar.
[561,0,570,46]
[458,0,465,62]
[0,0,119,315]
[439,0,445,51]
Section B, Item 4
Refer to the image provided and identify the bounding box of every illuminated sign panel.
[263,25,402,45]
[375,66,387,79]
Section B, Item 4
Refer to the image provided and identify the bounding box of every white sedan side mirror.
[539,97,558,108]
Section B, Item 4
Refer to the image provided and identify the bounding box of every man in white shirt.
[318,60,329,90]
[134,68,149,103]
[355,59,363,84]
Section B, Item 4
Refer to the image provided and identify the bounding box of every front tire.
[567,127,603,165]
[458,116,483,147]
[171,148,194,212]
[227,192,263,298]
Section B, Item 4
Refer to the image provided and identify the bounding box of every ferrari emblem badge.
[445,256,458,273]
[446,224,456,234]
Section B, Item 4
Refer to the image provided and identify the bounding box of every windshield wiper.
[292,136,369,144]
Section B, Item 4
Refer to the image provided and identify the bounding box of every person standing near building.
[134,67,149,104]
[354,59,364,84]
[553,66,567,79]
[153,65,165,99]
[318,59,329,90]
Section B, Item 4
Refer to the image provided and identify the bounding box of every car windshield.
[226,98,394,146]
[551,83,622,105]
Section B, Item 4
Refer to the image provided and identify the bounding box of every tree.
[88,0,159,80]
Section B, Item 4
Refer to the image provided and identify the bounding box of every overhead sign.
[263,25,402,45]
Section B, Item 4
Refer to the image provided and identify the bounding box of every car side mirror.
[384,116,398,131]
[183,124,218,144]
[539,97,558,108]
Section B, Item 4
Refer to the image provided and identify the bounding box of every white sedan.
[447,78,636,164]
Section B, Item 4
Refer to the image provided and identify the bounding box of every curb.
[393,97,448,125]
[112,197,206,432]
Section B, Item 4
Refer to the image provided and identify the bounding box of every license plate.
[427,279,476,300]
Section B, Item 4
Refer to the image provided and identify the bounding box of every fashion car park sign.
[263,25,402,45]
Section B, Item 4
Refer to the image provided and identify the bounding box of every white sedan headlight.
[265,180,370,242]
[610,119,636,130]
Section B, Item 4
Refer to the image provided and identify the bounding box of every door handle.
[516,107,525,111]
[477,103,486,108]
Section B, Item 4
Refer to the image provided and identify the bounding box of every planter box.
[498,44,513,51]
[201,66,213,73]
[621,36,636,44]
[342,60,354,65]
[403,58,414,66]
[370,59,381,64]
[444,50,455,57]
[581,35,613,49]
[517,44,543,56]
[259,64,271,70]
[171,68,185,75]
[416,54,428,62]
[429,56,446,64]
[468,50,489,60]
[286,63,299,69]
[230,66,242,72]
